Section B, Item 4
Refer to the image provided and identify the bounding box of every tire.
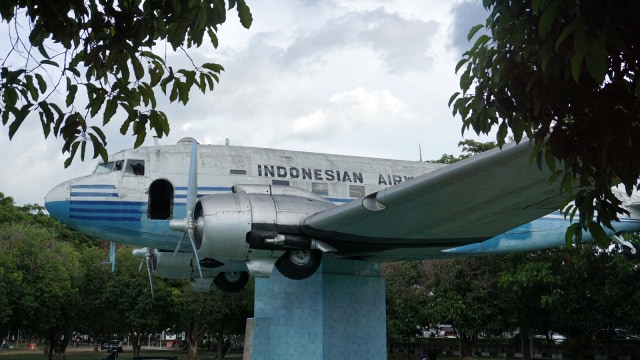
[275,249,322,280]
[214,271,249,292]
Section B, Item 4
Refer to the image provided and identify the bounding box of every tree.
[383,262,431,340]
[450,0,640,243]
[0,0,252,167]
[429,140,497,164]
[102,247,174,357]
[426,257,510,359]
[0,223,82,360]
[498,242,640,360]
[75,246,117,352]
[168,280,253,360]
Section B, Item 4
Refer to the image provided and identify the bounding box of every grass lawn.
[0,348,228,360]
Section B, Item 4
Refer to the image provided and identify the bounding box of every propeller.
[169,141,204,279]
[133,247,154,298]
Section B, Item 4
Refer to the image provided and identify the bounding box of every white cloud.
[0,0,493,205]
[290,87,414,139]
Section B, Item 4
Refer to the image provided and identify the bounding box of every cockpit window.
[95,162,112,173]
[95,160,124,174]
[125,159,145,176]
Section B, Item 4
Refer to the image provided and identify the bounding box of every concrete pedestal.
[243,258,387,360]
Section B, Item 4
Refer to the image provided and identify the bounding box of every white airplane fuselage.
[45,139,443,251]
[44,138,640,291]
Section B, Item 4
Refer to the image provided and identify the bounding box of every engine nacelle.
[152,250,247,279]
[193,185,337,279]
[194,191,253,259]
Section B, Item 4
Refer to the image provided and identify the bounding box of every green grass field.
[0,348,230,360]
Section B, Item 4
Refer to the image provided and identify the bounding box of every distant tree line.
[0,193,253,360]
[387,140,640,360]
[384,239,640,360]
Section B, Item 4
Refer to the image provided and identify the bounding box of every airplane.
[44,137,640,292]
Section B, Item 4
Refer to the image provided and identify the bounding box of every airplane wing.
[301,140,564,260]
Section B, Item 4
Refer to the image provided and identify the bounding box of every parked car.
[105,340,123,353]
[534,332,566,343]
[597,328,640,340]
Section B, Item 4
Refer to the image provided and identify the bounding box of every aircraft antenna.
[419,144,423,162]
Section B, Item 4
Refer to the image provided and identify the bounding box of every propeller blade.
[173,232,186,257]
[186,141,198,218]
[138,258,144,272]
[145,256,154,298]
[188,228,203,279]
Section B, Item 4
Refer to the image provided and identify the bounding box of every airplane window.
[272,180,289,186]
[114,160,124,171]
[125,160,145,176]
[349,185,366,198]
[95,162,114,173]
[230,169,247,175]
[312,182,328,196]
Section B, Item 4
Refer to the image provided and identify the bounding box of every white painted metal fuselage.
[44,138,640,291]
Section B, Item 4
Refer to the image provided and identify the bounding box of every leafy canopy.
[0,0,252,167]
[450,0,640,243]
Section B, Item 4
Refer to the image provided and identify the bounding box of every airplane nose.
[45,181,71,223]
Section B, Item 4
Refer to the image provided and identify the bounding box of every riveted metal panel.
[197,193,252,260]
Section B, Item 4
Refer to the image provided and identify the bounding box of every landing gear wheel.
[214,271,249,293]
[275,249,322,280]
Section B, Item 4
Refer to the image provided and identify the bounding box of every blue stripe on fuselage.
[69,200,145,222]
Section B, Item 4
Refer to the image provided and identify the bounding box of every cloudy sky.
[0,0,491,206]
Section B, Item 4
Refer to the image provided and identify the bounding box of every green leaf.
[497,122,508,143]
[89,92,106,117]
[544,149,556,172]
[565,223,577,247]
[555,19,580,50]
[8,104,32,139]
[2,68,26,83]
[207,29,219,48]
[35,73,47,94]
[531,0,548,12]
[24,75,39,101]
[585,34,607,84]
[571,53,583,83]
[459,67,473,92]
[39,102,53,137]
[467,24,485,41]
[538,3,557,39]
[202,63,224,73]
[104,98,118,124]
[169,81,179,102]
[178,81,189,104]
[40,59,59,67]
[90,126,107,145]
[448,92,460,107]
[132,56,144,81]
[80,138,87,161]
[36,44,50,59]
[235,0,253,29]
[66,80,78,107]
[140,51,164,63]
[588,222,609,247]
[454,58,468,73]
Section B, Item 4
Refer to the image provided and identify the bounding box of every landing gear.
[275,249,322,280]
[214,271,249,292]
